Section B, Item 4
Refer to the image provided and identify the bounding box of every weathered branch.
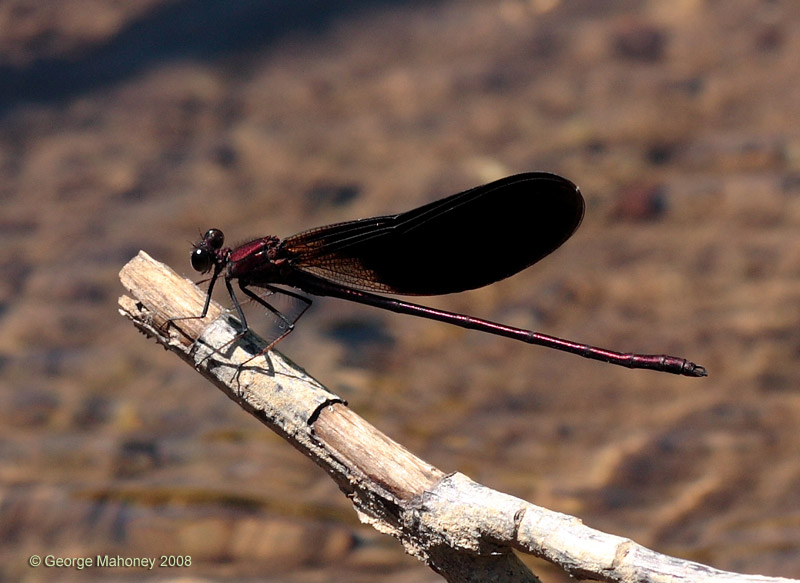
[118,251,795,583]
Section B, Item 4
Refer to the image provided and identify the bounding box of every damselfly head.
[191,229,225,273]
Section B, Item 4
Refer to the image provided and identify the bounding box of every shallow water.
[2,1,799,581]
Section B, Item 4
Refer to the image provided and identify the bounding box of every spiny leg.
[235,282,312,368]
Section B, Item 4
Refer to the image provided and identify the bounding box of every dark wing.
[283,172,584,295]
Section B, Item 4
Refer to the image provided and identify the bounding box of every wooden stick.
[118,251,795,583]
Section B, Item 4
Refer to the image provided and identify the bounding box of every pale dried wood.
[118,251,796,583]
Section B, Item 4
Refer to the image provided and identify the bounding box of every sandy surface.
[1,1,799,581]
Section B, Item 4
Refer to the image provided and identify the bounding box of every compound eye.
[191,247,214,273]
[204,228,224,250]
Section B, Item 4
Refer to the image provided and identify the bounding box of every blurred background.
[2,0,799,581]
